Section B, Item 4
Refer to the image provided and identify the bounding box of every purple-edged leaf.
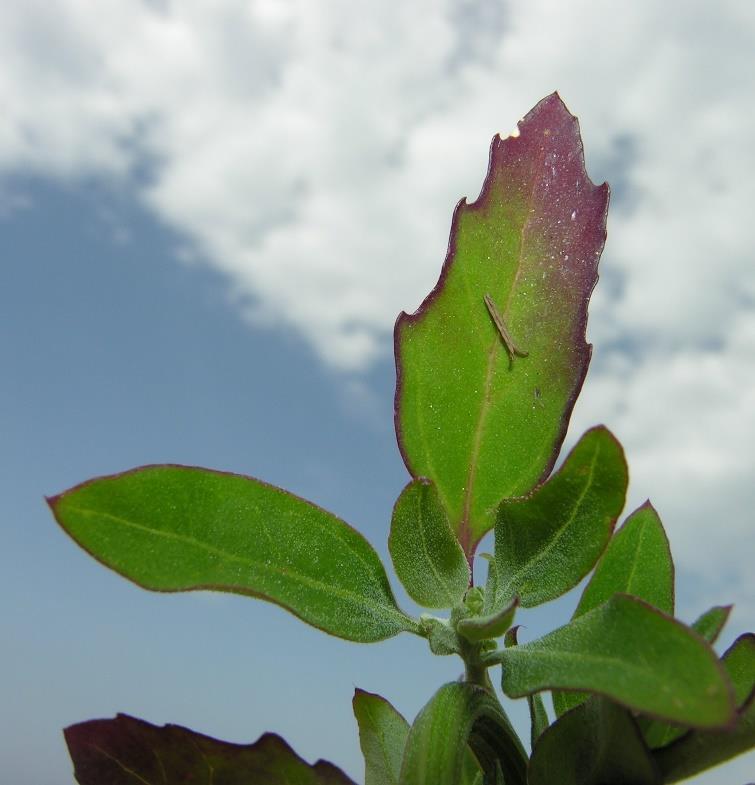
[493,594,735,728]
[49,465,416,642]
[398,682,527,785]
[504,624,521,649]
[353,689,409,785]
[574,501,674,619]
[394,93,609,554]
[553,501,674,717]
[528,697,660,785]
[389,478,470,609]
[491,426,627,609]
[654,634,755,782]
[64,713,356,785]
[640,604,733,749]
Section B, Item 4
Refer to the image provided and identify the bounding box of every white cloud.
[2,0,754,630]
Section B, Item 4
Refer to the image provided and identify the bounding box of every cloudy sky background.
[2,1,754,782]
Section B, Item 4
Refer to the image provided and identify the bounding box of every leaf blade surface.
[528,697,660,785]
[574,501,674,618]
[353,689,410,785]
[497,594,735,727]
[654,634,755,781]
[389,478,469,609]
[493,426,627,608]
[552,501,674,717]
[640,604,733,749]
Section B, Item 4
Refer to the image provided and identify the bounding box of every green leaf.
[480,554,499,614]
[353,689,409,785]
[394,93,609,554]
[457,596,518,643]
[419,615,462,656]
[528,697,660,785]
[640,604,733,749]
[493,594,735,727]
[460,750,484,785]
[492,426,627,608]
[574,501,674,618]
[49,465,415,642]
[721,633,755,705]
[399,683,527,785]
[553,501,675,717]
[64,713,356,785]
[389,478,470,609]
[528,693,550,749]
[691,604,732,644]
[500,624,549,746]
[654,634,755,782]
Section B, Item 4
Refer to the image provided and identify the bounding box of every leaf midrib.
[363,700,404,785]
[458,150,543,547]
[623,519,647,598]
[67,505,407,625]
[499,442,600,601]
[93,745,154,785]
[415,487,459,607]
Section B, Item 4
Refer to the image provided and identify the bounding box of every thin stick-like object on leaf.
[484,293,529,367]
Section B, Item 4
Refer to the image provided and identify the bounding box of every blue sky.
[2,2,754,783]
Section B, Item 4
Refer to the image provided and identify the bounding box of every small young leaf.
[574,501,674,618]
[553,501,674,717]
[640,604,733,749]
[389,478,470,609]
[64,713,356,785]
[49,465,416,642]
[504,625,521,649]
[395,93,609,555]
[492,426,627,608]
[353,689,409,785]
[457,596,518,643]
[419,615,462,656]
[398,682,527,785]
[654,634,755,782]
[494,594,735,727]
[528,697,660,785]
[691,604,732,644]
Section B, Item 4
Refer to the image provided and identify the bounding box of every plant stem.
[464,658,494,692]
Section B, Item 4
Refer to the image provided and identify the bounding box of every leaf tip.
[44,493,61,511]
[637,498,658,514]
[352,687,369,710]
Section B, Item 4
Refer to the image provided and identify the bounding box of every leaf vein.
[69,506,407,625]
